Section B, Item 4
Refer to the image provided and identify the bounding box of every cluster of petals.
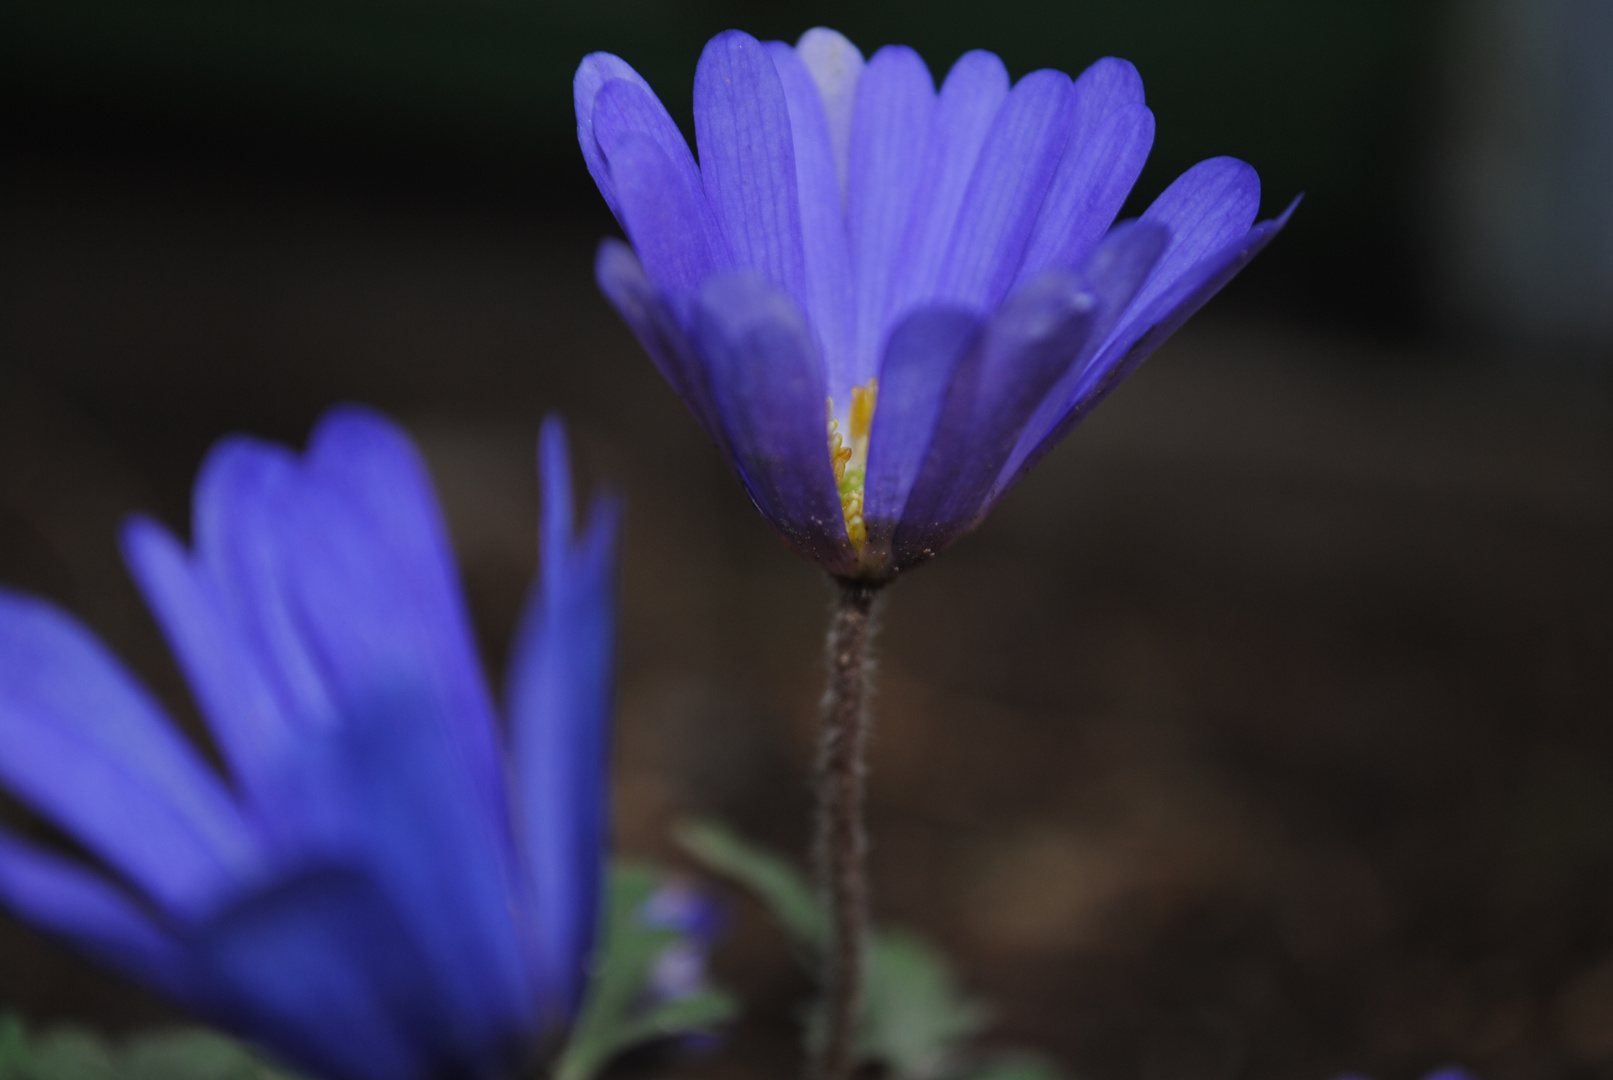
[577,27,1295,578]
[0,409,620,1080]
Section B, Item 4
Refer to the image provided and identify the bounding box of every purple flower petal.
[594,80,728,294]
[885,49,1010,324]
[507,418,621,1026]
[891,270,1101,567]
[580,30,1292,580]
[932,67,1076,311]
[574,52,654,223]
[587,69,700,201]
[1068,55,1145,130]
[194,869,442,1080]
[995,196,1297,499]
[979,218,1170,507]
[694,30,807,311]
[692,272,855,574]
[192,438,334,730]
[594,239,727,449]
[121,516,298,820]
[0,829,196,1001]
[846,45,935,383]
[768,40,856,405]
[315,688,535,1063]
[1130,156,1262,315]
[536,417,575,602]
[641,878,726,946]
[273,408,511,837]
[794,28,865,199]
[862,306,982,556]
[986,160,1265,496]
[0,404,622,1077]
[1016,59,1154,284]
[0,590,261,918]
[1094,200,1297,391]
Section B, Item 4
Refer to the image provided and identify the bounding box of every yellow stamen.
[826,377,878,549]
[849,381,876,442]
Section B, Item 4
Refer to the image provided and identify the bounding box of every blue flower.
[638,878,724,1010]
[577,27,1295,579]
[0,408,621,1080]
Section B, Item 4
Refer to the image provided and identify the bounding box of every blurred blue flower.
[577,27,1295,579]
[0,408,620,1080]
[639,877,724,1009]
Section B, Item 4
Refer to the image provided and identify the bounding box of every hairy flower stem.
[814,578,881,1080]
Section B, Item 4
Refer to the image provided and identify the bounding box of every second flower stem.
[814,578,880,1080]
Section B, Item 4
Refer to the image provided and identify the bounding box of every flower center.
[827,378,878,549]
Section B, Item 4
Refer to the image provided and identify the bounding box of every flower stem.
[814,578,880,1080]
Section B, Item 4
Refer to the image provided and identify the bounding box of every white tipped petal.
[796,27,866,200]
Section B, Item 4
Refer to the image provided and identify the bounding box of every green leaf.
[553,862,737,1080]
[861,931,990,1080]
[676,820,992,1080]
[558,862,669,1080]
[674,818,825,952]
[17,1029,113,1080]
[0,1019,299,1080]
[962,1054,1066,1080]
[596,990,736,1052]
[119,1030,301,1080]
[0,1015,27,1080]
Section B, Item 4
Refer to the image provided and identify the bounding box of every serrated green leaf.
[675,819,825,951]
[553,862,734,1080]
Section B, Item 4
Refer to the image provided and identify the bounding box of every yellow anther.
[825,378,879,550]
[849,380,877,441]
[827,419,852,483]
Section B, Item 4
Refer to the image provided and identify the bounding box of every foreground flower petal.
[0,830,194,1000]
[193,869,441,1080]
[508,419,622,1023]
[0,596,260,917]
[579,28,1293,578]
[0,406,621,1080]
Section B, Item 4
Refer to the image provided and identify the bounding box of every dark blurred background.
[2,1,1611,1078]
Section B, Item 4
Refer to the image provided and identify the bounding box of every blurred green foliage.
[555,862,736,1080]
[679,818,1054,1080]
[0,863,730,1080]
[0,1017,300,1080]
